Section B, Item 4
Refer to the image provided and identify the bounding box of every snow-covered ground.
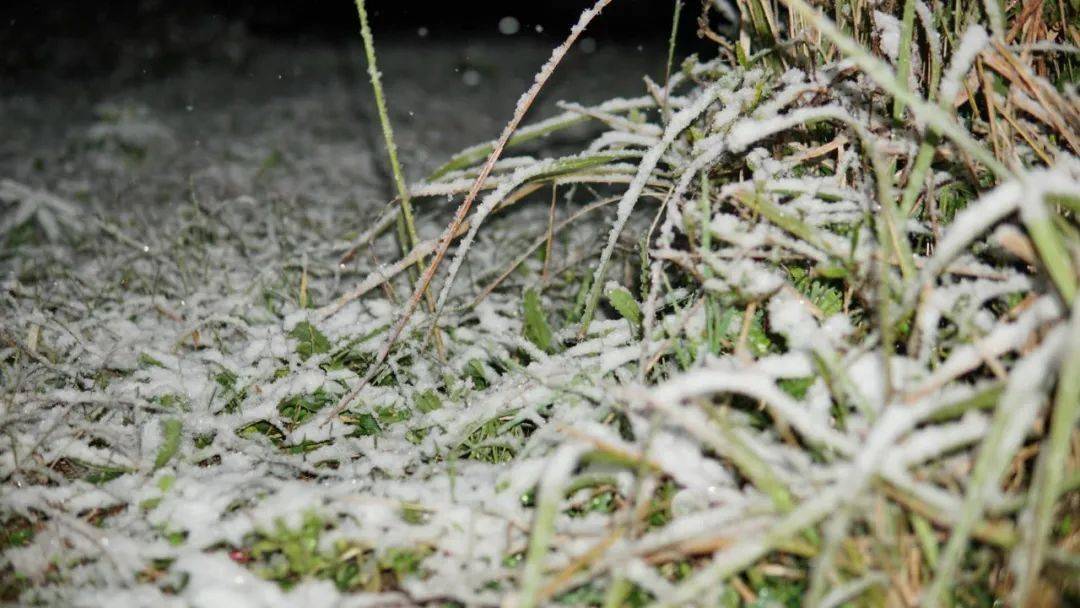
[3,20,1078,608]
[1,34,666,606]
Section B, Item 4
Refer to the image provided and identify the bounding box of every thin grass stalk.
[916,0,942,96]
[981,0,1004,39]
[694,402,797,512]
[923,327,1067,607]
[1022,210,1078,301]
[910,512,940,567]
[601,577,634,608]
[579,79,728,337]
[817,574,888,608]
[734,190,837,257]
[899,137,937,216]
[870,138,917,282]
[662,0,684,124]
[805,406,920,605]
[469,197,617,310]
[353,0,421,265]
[879,476,1019,548]
[412,0,614,339]
[428,97,653,179]
[353,0,445,356]
[1010,298,1080,604]
[893,0,918,120]
[652,485,846,607]
[430,153,634,322]
[516,445,584,608]
[320,0,615,422]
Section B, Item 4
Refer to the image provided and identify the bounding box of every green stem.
[428,98,652,180]
[658,486,844,607]
[923,331,1065,607]
[910,513,940,568]
[899,136,937,217]
[354,0,422,264]
[893,0,918,120]
[1012,299,1080,604]
[518,446,582,608]
[870,139,917,282]
[602,577,633,608]
[1024,214,1078,302]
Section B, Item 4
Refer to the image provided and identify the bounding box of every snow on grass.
[2,7,1079,608]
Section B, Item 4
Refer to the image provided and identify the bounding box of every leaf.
[606,285,641,329]
[522,288,555,353]
[214,370,238,390]
[377,405,412,425]
[415,389,442,413]
[289,321,331,360]
[278,389,336,425]
[746,310,775,356]
[349,413,381,437]
[567,275,592,324]
[466,359,490,389]
[154,419,182,471]
[157,474,176,492]
[138,352,165,368]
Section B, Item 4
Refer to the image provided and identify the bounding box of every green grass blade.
[154,419,183,471]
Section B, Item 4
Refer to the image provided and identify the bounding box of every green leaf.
[380,547,431,578]
[349,412,381,437]
[154,419,182,470]
[157,474,176,492]
[214,370,238,390]
[400,504,428,525]
[522,288,555,353]
[138,352,165,369]
[778,377,814,399]
[465,359,492,390]
[606,285,641,329]
[746,310,775,356]
[377,405,412,425]
[165,529,187,546]
[278,389,336,425]
[289,321,331,360]
[415,389,442,413]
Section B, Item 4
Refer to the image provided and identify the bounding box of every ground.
[0,32,669,607]
[2,10,1079,608]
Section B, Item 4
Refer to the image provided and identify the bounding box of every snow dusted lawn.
[2,13,1079,608]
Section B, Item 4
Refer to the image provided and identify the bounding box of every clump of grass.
[235,512,432,593]
[334,0,1075,604]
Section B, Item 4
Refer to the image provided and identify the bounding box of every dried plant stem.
[662,0,684,123]
[324,0,615,422]
[579,79,727,337]
[470,197,618,310]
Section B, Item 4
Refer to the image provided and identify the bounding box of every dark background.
[3,0,703,80]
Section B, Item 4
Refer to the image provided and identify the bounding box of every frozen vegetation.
[2,1,1079,606]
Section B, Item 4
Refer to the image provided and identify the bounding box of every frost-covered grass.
[2,0,1079,606]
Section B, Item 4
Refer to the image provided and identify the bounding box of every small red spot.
[229,549,250,563]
